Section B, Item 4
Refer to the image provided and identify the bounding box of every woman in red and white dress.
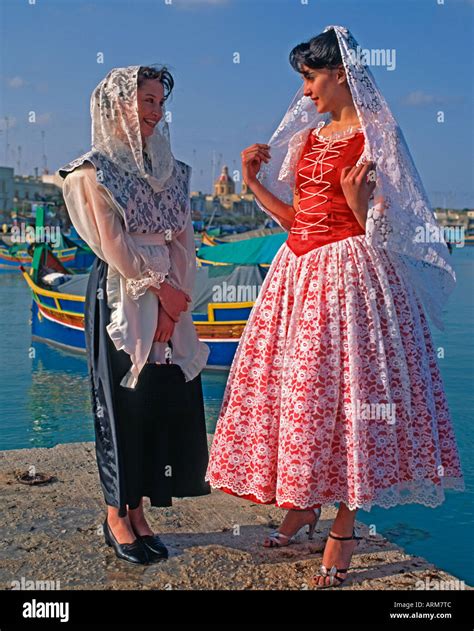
[205,26,465,588]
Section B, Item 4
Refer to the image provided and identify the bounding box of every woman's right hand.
[154,306,175,343]
[153,281,192,323]
[241,143,271,185]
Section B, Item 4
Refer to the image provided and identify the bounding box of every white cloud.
[402,90,436,106]
[401,90,464,107]
[8,76,26,89]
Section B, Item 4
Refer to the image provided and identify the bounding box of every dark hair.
[289,29,342,72]
[137,65,174,100]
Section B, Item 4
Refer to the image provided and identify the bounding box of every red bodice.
[286,127,366,256]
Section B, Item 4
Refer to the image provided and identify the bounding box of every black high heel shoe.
[103,519,150,565]
[130,523,169,561]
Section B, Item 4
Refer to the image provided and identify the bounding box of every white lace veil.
[90,65,177,192]
[257,25,455,330]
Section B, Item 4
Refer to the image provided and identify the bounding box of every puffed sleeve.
[62,163,169,298]
[165,212,196,298]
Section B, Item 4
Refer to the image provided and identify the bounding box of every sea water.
[0,248,472,584]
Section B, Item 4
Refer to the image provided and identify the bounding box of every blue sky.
[0,0,473,207]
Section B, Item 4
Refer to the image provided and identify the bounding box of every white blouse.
[62,163,210,388]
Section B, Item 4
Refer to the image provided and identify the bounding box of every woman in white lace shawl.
[59,65,211,565]
[205,26,465,588]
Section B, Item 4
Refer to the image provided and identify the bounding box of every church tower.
[214,165,235,196]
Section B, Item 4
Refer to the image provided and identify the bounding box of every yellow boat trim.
[207,301,253,323]
[196,257,231,266]
[22,269,256,324]
[21,268,86,303]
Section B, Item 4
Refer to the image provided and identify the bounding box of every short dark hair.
[137,65,174,100]
[289,29,342,72]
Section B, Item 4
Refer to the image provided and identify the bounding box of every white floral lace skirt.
[205,235,465,511]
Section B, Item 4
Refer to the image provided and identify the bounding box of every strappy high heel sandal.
[311,526,362,588]
[263,506,322,548]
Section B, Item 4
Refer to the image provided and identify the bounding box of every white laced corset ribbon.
[291,122,362,237]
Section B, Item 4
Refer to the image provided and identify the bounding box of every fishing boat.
[0,231,95,272]
[58,232,96,271]
[197,231,287,266]
[0,239,77,271]
[20,240,268,370]
[203,226,284,246]
[20,205,290,367]
[22,269,258,369]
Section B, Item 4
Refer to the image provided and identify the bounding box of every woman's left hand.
[340,162,377,225]
[152,281,191,323]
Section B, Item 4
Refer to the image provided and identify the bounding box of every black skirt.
[84,258,211,517]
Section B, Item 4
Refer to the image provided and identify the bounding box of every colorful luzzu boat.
[0,240,77,270]
[20,216,289,368]
[21,266,255,369]
[21,247,269,370]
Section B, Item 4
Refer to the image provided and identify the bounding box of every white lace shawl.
[257,25,455,330]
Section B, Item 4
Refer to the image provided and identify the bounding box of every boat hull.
[24,269,245,370]
[0,246,77,270]
[32,301,86,354]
